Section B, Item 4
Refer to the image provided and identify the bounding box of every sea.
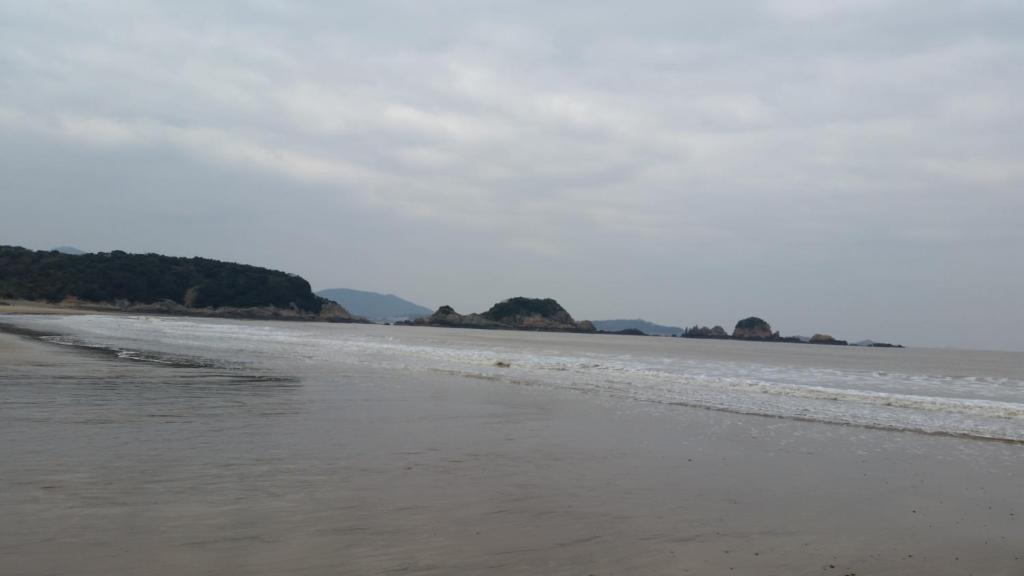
[3,314,1023,443]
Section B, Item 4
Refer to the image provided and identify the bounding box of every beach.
[0,315,1021,575]
[0,300,104,316]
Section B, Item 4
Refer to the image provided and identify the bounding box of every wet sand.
[0,329,1021,575]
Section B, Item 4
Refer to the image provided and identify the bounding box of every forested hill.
[0,245,330,314]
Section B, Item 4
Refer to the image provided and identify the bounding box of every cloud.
[58,115,143,146]
[1,0,1022,348]
[49,113,382,188]
[765,0,891,20]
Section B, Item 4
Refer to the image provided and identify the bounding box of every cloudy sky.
[1,1,1022,350]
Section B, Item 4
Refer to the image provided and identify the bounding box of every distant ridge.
[317,288,431,323]
[592,319,683,336]
[52,246,85,255]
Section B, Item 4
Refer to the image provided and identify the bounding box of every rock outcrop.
[673,315,899,347]
[406,305,506,329]
[683,325,729,338]
[732,317,775,340]
[317,300,361,322]
[403,297,595,333]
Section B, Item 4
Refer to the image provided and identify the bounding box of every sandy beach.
[0,300,113,316]
[0,299,215,318]
[0,319,1021,576]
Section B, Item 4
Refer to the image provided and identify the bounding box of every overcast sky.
[1,1,1022,350]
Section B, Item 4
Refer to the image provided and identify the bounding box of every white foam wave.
[15,315,1024,442]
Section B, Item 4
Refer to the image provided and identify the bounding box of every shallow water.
[7,314,1024,442]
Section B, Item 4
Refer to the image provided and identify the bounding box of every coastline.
[0,300,107,316]
[0,299,367,323]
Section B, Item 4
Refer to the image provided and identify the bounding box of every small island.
[401,297,596,333]
[674,316,901,347]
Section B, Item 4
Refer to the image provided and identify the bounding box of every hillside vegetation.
[481,297,574,324]
[405,297,595,333]
[0,245,328,314]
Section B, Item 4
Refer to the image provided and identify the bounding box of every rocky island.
[809,333,848,346]
[401,297,596,333]
[732,316,777,340]
[679,317,778,340]
[674,316,900,347]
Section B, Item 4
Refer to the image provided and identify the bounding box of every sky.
[1,1,1022,350]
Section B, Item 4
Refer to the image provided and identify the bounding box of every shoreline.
[0,300,108,316]
[0,299,367,323]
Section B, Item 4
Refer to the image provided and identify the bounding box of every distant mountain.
[52,246,85,255]
[317,288,432,323]
[592,319,683,336]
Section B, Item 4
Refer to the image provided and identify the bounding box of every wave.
[318,336,1024,442]
[38,334,213,368]
[422,362,1024,443]
[11,314,1024,443]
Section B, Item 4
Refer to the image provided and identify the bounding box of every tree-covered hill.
[405,297,595,333]
[0,245,330,314]
[481,297,574,324]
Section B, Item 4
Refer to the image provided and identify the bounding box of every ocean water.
[4,314,1023,443]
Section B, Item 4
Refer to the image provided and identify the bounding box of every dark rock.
[681,325,730,338]
[733,317,774,340]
